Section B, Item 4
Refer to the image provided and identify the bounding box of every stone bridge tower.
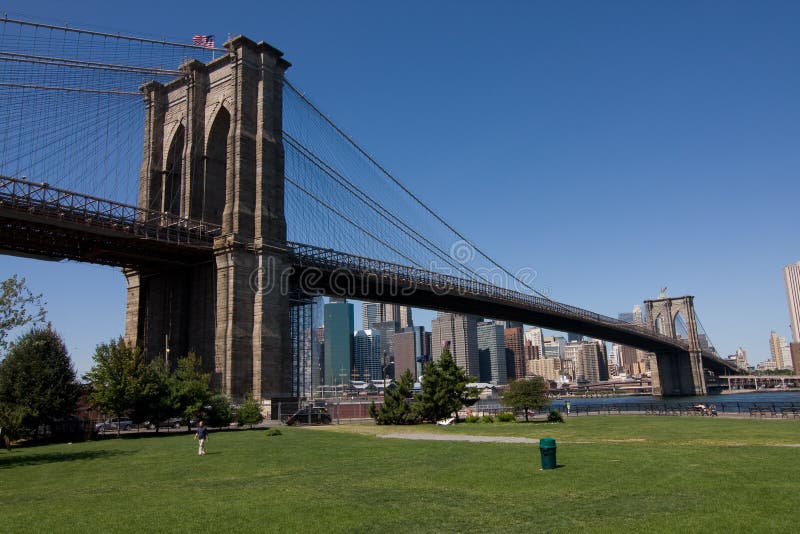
[124,36,292,402]
[644,295,707,396]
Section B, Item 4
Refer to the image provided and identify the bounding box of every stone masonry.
[644,296,707,396]
[124,36,292,401]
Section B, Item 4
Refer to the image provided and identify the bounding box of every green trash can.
[539,437,557,470]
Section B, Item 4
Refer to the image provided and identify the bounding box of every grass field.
[1,416,798,533]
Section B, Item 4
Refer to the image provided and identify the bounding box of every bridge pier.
[126,35,293,401]
[650,350,707,397]
[645,296,707,397]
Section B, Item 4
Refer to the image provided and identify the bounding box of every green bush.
[265,428,282,437]
[481,415,494,423]
[547,410,565,423]
[496,412,516,422]
[464,415,480,423]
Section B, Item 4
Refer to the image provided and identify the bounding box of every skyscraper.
[353,329,382,381]
[769,330,788,369]
[477,321,507,385]
[372,320,399,379]
[783,261,800,372]
[524,327,544,359]
[362,301,413,330]
[565,341,601,384]
[324,299,354,387]
[431,312,479,377]
[504,326,525,380]
[361,302,382,330]
[784,261,800,343]
[386,305,413,329]
[394,326,429,380]
[543,336,566,359]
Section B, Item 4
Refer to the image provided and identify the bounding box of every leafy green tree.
[370,369,418,425]
[501,377,549,421]
[84,337,141,435]
[0,402,32,449]
[237,394,263,428]
[171,353,212,429]
[414,346,477,423]
[0,275,47,353]
[205,393,233,428]
[130,359,175,432]
[0,327,80,436]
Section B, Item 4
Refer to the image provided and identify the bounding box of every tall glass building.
[324,299,354,387]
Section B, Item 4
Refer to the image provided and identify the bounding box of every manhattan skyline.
[0,1,798,375]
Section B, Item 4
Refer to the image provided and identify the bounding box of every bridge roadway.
[0,175,737,374]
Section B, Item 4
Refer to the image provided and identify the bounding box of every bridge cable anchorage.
[283,79,551,300]
[283,133,485,283]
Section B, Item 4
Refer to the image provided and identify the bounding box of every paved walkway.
[379,432,539,444]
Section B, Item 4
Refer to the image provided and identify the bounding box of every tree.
[370,369,418,425]
[205,393,234,428]
[84,337,141,435]
[171,353,212,429]
[0,402,32,449]
[129,359,175,432]
[237,394,263,428]
[0,275,47,353]
[414,346,477,423]
[0,327,80,437]
[501,377,549,421]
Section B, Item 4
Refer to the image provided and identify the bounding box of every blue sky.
[1,1,798,374]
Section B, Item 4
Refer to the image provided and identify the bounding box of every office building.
[323,299,354,387]
[784,261,800,343]
[567,332,583,343]
[527,357,561,382]
[371,320,399,379]
[394,326,429,380]
[431,312,479,377]
[362,301,413,330]
[769,331,789,370]
[494,320,523,329]
[477,322,508,385]
[565,341,602,384]
[504,326,526,380]
[524,339,540,360]
[543,336,566,359]
[524,327,544,361]
[353,329,382,381]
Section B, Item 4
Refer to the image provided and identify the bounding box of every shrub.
[481,415,494,423]
[547,410,565,423]
[464,415,480,423]
[496,412,516,423]
[265,428,282,437]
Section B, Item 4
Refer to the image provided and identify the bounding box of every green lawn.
[1,417,798,533]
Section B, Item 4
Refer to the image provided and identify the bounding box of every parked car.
[284,406,332,426]
[147,417,183,430]
[94,418,134,433]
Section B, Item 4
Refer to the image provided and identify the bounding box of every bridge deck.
[0,175,738,374]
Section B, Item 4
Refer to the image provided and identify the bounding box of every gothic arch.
[673,310,689,339]
[655,313,666,335]
[163,125,185,216]
[193,105,230,225]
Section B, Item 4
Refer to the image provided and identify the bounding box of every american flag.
[192,35,215,49]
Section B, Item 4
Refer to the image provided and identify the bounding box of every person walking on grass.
[194,421,209,455]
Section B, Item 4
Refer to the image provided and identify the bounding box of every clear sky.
[1,1,798,375]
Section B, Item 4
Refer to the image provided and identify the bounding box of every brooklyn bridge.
[0,17,738,401]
